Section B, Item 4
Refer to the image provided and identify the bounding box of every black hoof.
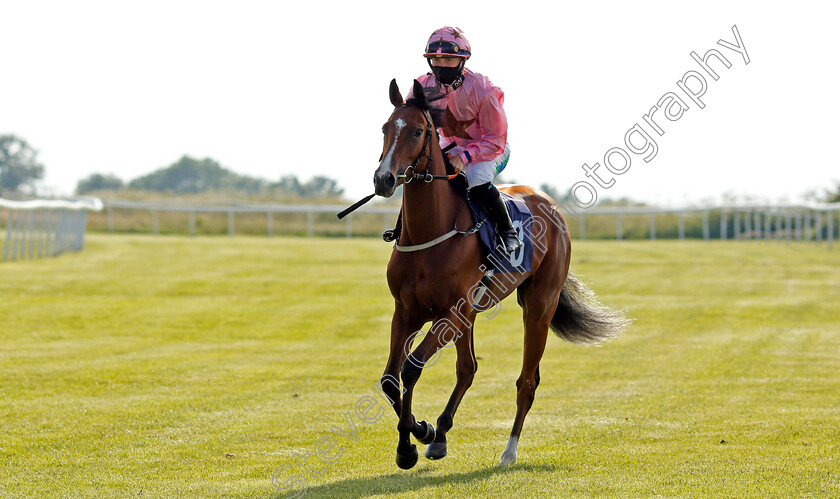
[396,444,418,470]
[415,420,436,445]
[424,442,447,460]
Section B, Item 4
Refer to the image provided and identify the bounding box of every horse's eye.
[415,128,424,137]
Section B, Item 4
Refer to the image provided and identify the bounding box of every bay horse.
[373,79,629,469]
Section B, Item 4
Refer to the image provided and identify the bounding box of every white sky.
[2,0,838,206]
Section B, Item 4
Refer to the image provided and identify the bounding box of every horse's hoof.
[415,420,436,445]
[498,450,517,466]
[396,444,418,470]
[424,442,447,460]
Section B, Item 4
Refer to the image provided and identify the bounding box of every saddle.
[461,180,534,274]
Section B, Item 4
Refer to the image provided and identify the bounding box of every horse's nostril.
[375,172,395,188]
[384,174,395,189]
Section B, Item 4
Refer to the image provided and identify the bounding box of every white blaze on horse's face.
[381,118,406,171]
[374,117,407,197]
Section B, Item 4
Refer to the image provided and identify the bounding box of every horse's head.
[373,79,434,198]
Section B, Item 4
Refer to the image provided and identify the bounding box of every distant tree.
[305,175,344,198]
[129,156,225,193]
[827,182,840,203]
[128,155,267,194]
[271,174,344,198]
[224,173,266,194]
[76,173,124,194]
[273,175,306,196]
[0,134,45,193]
[124,156,346,198]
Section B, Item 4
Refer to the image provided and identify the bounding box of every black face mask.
[429,60,464,86]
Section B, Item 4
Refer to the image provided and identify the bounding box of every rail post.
[786,211,793,242]
[744,209,752,238]
[764,211,771,242]
[816,212,822,243]
[2,209,13,261]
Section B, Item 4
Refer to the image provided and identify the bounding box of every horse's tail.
[550,271,630,345]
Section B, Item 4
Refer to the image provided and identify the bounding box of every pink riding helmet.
[424,26,471,59]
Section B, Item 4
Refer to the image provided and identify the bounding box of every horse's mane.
[405,98,445,129]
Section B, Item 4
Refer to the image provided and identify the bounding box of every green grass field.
[1,235,838,498]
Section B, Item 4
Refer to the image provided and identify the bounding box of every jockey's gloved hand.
[448,154,465,174]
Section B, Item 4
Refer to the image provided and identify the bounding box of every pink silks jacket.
[409,68,508,166]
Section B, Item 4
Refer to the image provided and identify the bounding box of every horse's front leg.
[380,306,417,418]
[425,321,476,460]
[380,306,434,469]
[396,313,467,469]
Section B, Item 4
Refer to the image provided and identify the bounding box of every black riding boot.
[470,182,522,254]
[383,212,402,242]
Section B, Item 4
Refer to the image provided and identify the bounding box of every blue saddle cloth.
[467,191,533,274]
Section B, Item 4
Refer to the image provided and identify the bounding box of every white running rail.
[1,197,103,262]
[98,198,839,246]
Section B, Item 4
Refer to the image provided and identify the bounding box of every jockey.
[383,26,522,254]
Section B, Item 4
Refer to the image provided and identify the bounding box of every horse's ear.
[389,79,403,107]
[412,79,426,105]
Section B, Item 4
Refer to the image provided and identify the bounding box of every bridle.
[395,105,458,184]
[386,103,483,252]
[335,101,457,221]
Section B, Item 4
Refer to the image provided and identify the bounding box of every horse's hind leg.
[425,322,477,460]
[499,281,560,466]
